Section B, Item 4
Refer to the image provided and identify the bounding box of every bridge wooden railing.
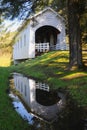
[35,43,49,52]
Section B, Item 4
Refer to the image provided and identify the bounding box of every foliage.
[0,22,18,57]
[0,31,16,47]
[81,12,87,45]
[0,0,67,20]
[0,53,11,66]
[30,0,67,26]
[0,0,32,19]
[0,0,87,45]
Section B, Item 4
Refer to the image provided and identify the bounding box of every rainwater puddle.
[9,73,84,130]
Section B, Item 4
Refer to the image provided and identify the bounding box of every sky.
[4,19,23,32]
[2,1,32,32]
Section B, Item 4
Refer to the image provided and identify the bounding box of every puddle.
[9,93,34,124]
[9,93,41,128]
[9,72,84,130]
[10,73,65,121]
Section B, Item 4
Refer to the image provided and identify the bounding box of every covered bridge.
[13,7,67,64]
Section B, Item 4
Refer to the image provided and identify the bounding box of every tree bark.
[67,0,83,68]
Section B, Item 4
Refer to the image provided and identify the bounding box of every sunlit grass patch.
[0,54,12,66]
[62,72,87,80]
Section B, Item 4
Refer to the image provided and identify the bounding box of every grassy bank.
[0,50,87,129]
[11,51,87,107]
[0,67,32,130]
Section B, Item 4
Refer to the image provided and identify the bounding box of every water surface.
[9,73,84,130]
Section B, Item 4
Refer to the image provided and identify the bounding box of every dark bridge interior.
[35,25,60,48]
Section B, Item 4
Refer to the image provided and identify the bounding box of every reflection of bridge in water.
[13,73,66,122]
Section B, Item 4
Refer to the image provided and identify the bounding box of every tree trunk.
[67,0,83,68]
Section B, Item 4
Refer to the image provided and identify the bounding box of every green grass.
[11,51,87,106]
[0,67,32,130]
[0,50,87,129]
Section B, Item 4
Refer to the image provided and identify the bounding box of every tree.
[68,0,81,67]
[32,0,87,68]
[0,0,87,68]
[67,0,87,68]
[0,0,32,20]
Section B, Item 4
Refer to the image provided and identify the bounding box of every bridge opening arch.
[35,25,60,50]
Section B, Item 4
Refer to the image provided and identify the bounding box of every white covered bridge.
[13,7,67,64]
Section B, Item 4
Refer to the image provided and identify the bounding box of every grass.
[11,51,87,106]
[0,67,32,130]
[0,50,87,129]
[0,54,12,67]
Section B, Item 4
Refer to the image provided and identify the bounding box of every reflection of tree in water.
[13,73,84,130]
[32,118,54,130]
[36,89,60,106]
[33,95,84,130]
[52,97,83,130]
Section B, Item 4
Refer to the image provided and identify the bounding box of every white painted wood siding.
[13,25,30,60]
[13,8,67,62]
